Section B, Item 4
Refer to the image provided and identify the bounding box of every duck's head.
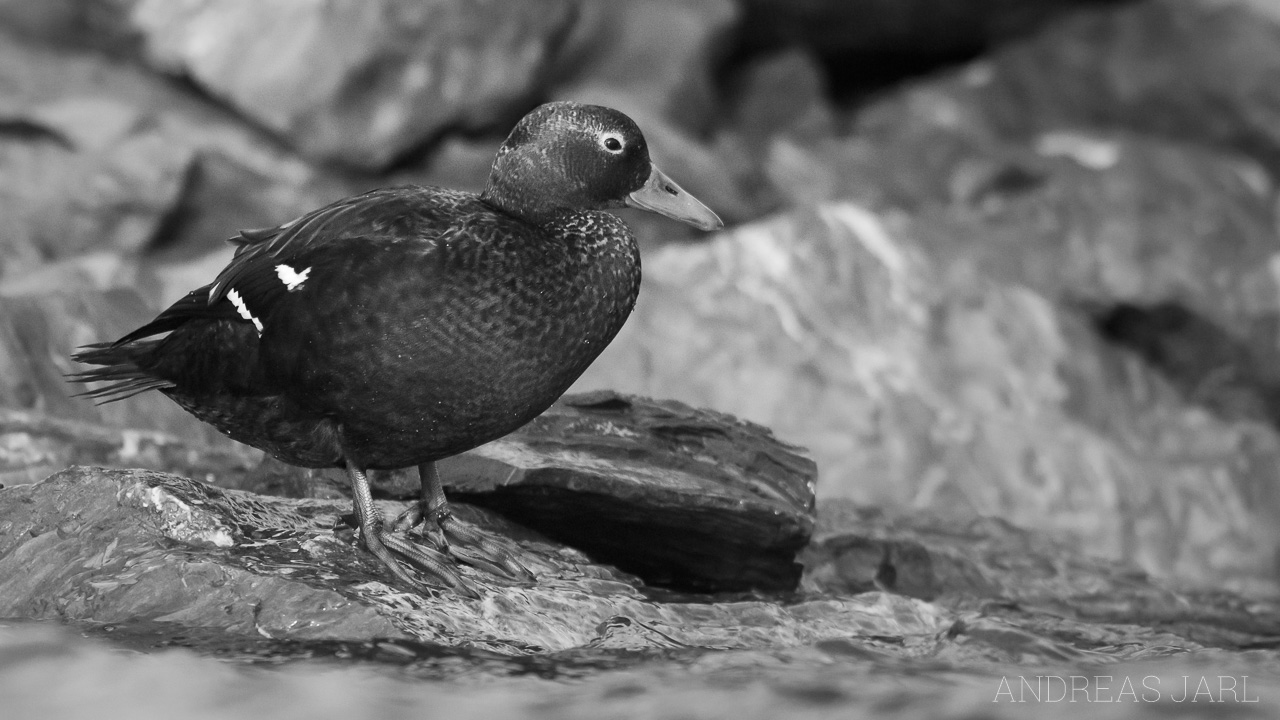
[481,102,723,232]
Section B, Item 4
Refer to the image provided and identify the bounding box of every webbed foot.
[391,501,535,582]
[343,460,482,598]
[388,461,536,582]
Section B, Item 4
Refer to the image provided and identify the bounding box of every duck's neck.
[480,143,619,228]
[481,174,557,227]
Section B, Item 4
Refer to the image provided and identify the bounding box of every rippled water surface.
[6,605,1280,720]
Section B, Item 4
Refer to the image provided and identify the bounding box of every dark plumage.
[70,102,722,595]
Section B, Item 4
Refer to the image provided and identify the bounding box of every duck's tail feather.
[68,340,174,404]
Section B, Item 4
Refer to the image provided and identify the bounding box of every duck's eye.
[600,133,624,154]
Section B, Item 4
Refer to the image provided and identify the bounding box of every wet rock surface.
[0,467,935,651]
[2,467,1278,718]
[2,391,816,594]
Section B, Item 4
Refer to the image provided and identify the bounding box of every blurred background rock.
[3,0,1280,598]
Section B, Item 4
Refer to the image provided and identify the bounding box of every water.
[4,617,1280,720]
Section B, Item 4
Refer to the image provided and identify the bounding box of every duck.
[70,101,722,596]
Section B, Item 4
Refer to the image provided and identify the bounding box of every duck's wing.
[210,186,470,304]
[72,230,420,402]
[71,187,486,403]
[83,188,424,350]
[68,283,243,402]
[99,187,471,348]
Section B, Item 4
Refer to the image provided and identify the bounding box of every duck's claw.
[373,525,482,600]
[391,501,535,583]
[343,461,481,598]
[394,461,539,583]
[438,511,537,582]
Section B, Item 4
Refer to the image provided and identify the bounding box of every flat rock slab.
[243,392,818,594]
[0,467,939,654]
[441,391,817,593]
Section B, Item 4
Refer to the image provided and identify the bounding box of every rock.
[572,203,1280,594]
[144,148,346,272]
[394,134,498,197]
[903,131,1279,338]
[552,0,737,133]
[126,0,579,169]
[574,203,942,507]
[442,392,816,593]
[840,78,1280,564]
[0,41,193,268]
[781,72,1011,209]
[236,392,817,594]
[727,48,837,147]
[0,30,346,288]
[736,0,1130,55]
[0,289,232,446]
[3,468,1279,719]
[977,0,1280,171]
[0,408,259,490]
[927,0,1280,401]
[0,252,149,300]
[0,467,945,651]
[775,39,1280,597]
[0,0,141,54]
[758,61,1280,596]
[1090,301,1280,427]
[804,501,1280,647]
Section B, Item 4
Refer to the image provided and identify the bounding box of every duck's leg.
[343,460,479,597]
[391,461,535,581]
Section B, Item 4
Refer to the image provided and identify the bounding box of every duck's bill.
[626,164,723,231]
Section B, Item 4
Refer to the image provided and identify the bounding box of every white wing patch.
[275,264,310,291]
[226,288,263,335]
